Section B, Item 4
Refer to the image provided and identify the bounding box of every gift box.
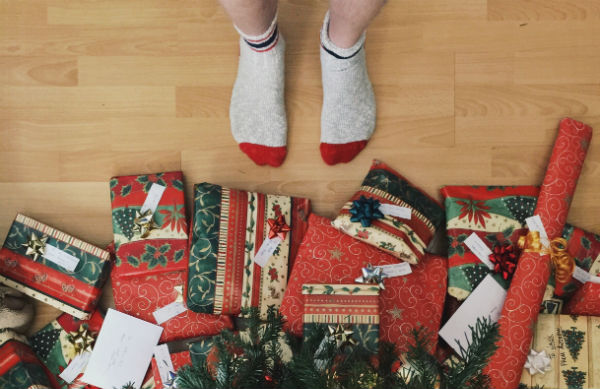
[280,214,447,354]
[486,118,593,388]
[441,185,539,301]
[520,314,600,389]
[0,329,59,389]
[0,214,111,320]
[151,337,217,389]
[29,311,103,388]
[302,284,380,354]
[110,172,233,342]
[186,182,311,319]
[331,160,445,265]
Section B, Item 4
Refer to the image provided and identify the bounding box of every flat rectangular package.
[187,182,311,319]
[110,172,232,343]
[0,214,111,320]
[520,314,600,389]
[302,284,380,354]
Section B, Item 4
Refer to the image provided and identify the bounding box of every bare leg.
[218,0,277,35]
[328,0,386,48]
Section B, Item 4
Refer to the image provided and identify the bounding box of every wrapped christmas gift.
[280,214,447,354]
[110,172,232,342]
[29,311,103,388]
[0,329,59,389]
[302,284,380,354]
[151,337,217,389]
[485,118,593,389]
[520,314,600,389]
[441,185,539,302]
[186,182,311,319]
[556,224,600,298]
[0,214,111,320]
[332,159,444,264]
[559,224,600,316]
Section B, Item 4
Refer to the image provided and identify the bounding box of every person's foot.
[320,11,376,165]
[230,19,287,167]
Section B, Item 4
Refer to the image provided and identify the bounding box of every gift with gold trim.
[302,284,380,354]
[186,182,311,318]
[331,159,445,265]
[110,172,233,343]
[0,214,111,320]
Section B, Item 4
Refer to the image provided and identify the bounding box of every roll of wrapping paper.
[484,118,593,389]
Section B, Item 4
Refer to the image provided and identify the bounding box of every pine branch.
[441,317,500,389]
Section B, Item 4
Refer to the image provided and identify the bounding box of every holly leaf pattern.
[127,256,140,267]
[120,184,131,197]
[174,249,185,263]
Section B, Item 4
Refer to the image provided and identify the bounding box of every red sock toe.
[239,143,287,167]
[320,140,368,165]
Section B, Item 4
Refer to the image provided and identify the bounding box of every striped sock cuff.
[320,11,365,60]
[235,14,280,53]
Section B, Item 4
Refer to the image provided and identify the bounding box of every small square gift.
[0,329,59,389]
[0,214,111,320]
[520,314,600,389]
[151,337,217,389]
[440,185,539,302]
[186,182,311,319]
[29,311,103,388]
[110,172,232,342]
[302,284,380,354]
[332,159,445,264]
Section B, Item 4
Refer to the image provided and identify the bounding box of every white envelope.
[82,308,163,389]
[439,274,507,356]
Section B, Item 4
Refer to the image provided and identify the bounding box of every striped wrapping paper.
[187,183,310,319]
[302,284,380,354]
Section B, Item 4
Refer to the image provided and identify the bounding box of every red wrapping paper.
[565,283,600,315]
[280,214,447,353]
[485,118,593,389]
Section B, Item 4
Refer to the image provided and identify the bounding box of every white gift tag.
[526,215,550,248]
[375,262,412,277]
[464,233,494,270]
[59,351,92,383]
[253,236,282,267]
[141,183,166,214]
[153,344,174,383]
[153,301,187,325]
[43,244,80,272]
[379,204,412,220]
[572,266,600,284]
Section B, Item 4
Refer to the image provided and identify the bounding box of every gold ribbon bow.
[22,233,48,262]
[133,209,158,238]
[518,231,575,284]
[68,324,96,355]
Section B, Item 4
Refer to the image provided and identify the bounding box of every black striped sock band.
[244,25,279,52]
[321,43,362,60]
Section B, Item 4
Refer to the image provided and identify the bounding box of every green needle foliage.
[175,309,505,389]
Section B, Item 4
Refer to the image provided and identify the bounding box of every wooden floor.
[1,0,599,334]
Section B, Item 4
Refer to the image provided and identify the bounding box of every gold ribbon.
[518,231,575,284]
[133,209,158,238]
[68,324,96,355]
[22,233,48,261]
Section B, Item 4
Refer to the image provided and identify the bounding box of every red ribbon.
[489,243,519,281]
[267,215,291,240]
